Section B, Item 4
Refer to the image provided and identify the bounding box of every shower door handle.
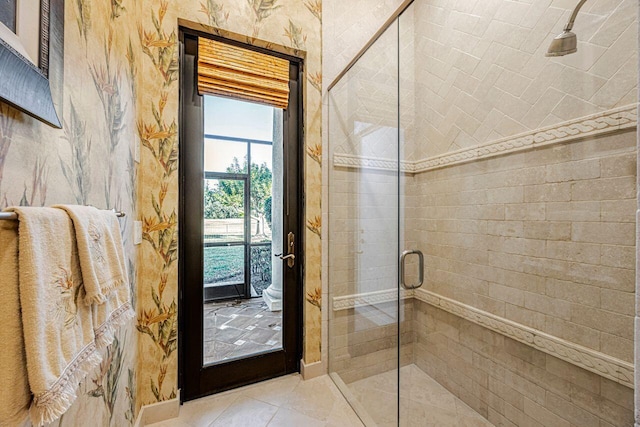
[400,250,424,290]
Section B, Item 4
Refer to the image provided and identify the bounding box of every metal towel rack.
[0,210,126,221]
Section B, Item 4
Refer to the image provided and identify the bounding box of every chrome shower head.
[546,30,577,57]
[545,0,587,57]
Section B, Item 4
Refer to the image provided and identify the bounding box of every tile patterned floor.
[347,365,494,427]
[147,374,364,427]
[203,299,282,365]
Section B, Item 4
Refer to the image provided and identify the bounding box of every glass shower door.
[327,19,403,427]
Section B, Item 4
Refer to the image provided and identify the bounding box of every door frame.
[178,26,305,402]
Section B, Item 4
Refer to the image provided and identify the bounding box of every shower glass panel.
[328,18,401,427]
[329,1,637,426]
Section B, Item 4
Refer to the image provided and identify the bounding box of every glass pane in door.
[202,95,284,366]
[328,19,400,427]
[204,245,244,286]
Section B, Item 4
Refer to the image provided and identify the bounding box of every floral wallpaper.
[136,0,323,407]
[0,0,139,425]
[0,0,323,421]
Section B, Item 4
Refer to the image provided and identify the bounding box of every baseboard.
[300,359,324,380]
[134,391,181,427]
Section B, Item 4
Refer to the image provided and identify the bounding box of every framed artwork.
[0,0,64,128]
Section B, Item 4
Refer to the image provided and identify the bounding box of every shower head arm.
[563,0,588,31]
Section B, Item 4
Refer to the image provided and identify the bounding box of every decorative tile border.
[333,104,638,174]
[332,153,415,173]
[331,287,634,388]
[415,289,635,389]
[332,288,413,311]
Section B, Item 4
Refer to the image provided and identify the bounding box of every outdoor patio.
[203,299,283,365]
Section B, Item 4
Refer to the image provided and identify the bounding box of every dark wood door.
[179,29,303,401]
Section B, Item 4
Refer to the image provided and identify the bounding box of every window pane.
[0,0,17,32]
[204,138,247,174]
[203,245,244,286]
[250,245,272,297]
[204,179,245,243]
[204,95,274,141]
[251,144,274,243]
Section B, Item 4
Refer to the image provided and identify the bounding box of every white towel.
[52,205,127,305]
[5,207,101,426]
[54,206,134,349]
[0,220,30,426]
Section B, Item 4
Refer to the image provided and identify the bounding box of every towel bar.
[0,210,126,221]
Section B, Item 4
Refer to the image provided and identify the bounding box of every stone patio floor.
[203,299,283,365]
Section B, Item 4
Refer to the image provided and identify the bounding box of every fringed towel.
[5,207,101,426]
[53,206,134,349]
[0,220,30,426]
[52,205,126,305]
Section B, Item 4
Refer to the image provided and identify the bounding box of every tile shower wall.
[323,0,408,376]
[327,13,408,385]
[406,1,637,425]
[323,0,407,85]
[412,0,637,159]
[414,299,634,427]
[414,128,637,363]
[330,301,414,384]
[329,169,400,297]
[327,0,638,426]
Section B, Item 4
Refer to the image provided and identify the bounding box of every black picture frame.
[0,0,64,128]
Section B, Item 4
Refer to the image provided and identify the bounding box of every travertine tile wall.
[322,0,407,370]
[323,0,407,86]
[327,11,405,299]
[327,6,417,162]
[328,27,401,161]
[412,0,638,159]
[414,299,634,427]
[329,301,414,384]
[328,168,400,297]
[413,129,637,363]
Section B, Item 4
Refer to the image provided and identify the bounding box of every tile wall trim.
[331,288,634,388]
[331,288,413,310]
[333,104,638,174]
[332,153,415,173]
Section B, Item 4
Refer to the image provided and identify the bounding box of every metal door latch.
[275,232,295,267]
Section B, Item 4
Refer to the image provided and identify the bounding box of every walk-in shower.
[327,0,637,426]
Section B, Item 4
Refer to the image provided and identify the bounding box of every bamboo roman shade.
[198,38,290,109]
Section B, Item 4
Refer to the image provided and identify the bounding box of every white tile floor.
[149,365,493,427]
[147,374,364,427]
